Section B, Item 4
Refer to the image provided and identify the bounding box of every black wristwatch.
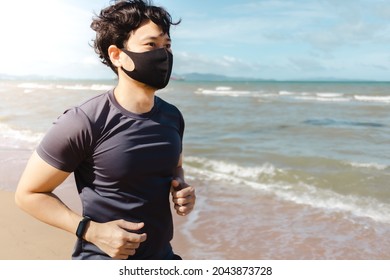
[76,216,92,239]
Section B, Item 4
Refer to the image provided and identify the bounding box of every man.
[15,0,195,260]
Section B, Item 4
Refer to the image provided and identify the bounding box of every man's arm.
[15,151,78,232]
[15,151,146,259]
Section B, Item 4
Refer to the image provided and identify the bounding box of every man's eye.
[147,42,156,47]
[165,44,171,49]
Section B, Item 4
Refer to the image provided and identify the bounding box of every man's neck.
[114,76,156,114]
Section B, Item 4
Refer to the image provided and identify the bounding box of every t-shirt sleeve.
[36,107,94,172]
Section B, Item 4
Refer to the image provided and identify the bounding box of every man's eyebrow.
[140,35,171,41]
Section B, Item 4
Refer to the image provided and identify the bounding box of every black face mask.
[121,48,173,89]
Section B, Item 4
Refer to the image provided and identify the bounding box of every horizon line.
[1,73,389,83]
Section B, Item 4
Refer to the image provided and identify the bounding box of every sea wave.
[346,161,388,170]
[56,84,114,91]
[354,95,390,103]
[195,87,256,97]
[184,156,390,223]
[0,123,43,148]
[295,96,351,102]
[17,82,55,90]
[194,86,390,104]
[17,82,114,92]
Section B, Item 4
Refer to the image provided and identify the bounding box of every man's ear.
[108,45,122,68]
[108,45,135,71]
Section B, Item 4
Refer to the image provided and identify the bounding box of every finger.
[171,178,190,190]
[176,208,191,216]
[175,203,194,215]
[171,179,180,188]
[172,186,194,199]
[173,197,195,211]
[122,248,136,256]
[117,220,144,231]
[124,233,147,245]
[126,241,141,249]
[114,254,131,260]
[173,197,184,205]
[175,202,193,210]
[135,233,147,243]
[173,191,195,202]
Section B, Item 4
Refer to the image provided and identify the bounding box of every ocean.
[1,79,389,259]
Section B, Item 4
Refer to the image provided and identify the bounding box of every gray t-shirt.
[37,89,184,259]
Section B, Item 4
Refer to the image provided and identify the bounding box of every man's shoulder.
[156,96,182,116]
[78,90,112,113]
[65,89,115,125]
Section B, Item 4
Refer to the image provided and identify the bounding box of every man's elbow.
[14,185,29,211]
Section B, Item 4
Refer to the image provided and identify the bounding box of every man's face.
[125,20,172,53]
[117,19,174,88]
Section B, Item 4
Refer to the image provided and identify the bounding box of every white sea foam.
[295,96,351,102]
[316,92,344,98]
[346,161,388,170]
[17,82,113,92]
[17,83,55,90]
[56,84,91,90]
[279,90,295,95]
[195,87,256,97]
[90,84,114,91]
[185,156,390,223]
[279,91,346,99]
[215,86,232,91]
[274,182,390,224]
[186,156,280,180]
[56,84,113,91]
[195,86,390,105]
[0,123,43,148]
[354,95,390,103]
[200,88,316,102]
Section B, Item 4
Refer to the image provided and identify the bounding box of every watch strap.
[76,216,92,239]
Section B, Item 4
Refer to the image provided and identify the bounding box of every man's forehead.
[131,21,170,40]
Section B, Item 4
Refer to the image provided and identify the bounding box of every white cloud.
[0,0,94,77]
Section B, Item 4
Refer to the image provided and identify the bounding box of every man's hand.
[171,178,196,216]
[85,219,147,259]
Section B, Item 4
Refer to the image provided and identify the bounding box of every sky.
[1,0,389,81]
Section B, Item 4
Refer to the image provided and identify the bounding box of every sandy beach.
[0,148,76,260]
[0,189,77,260]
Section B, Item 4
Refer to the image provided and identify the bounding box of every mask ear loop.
[121,49,136,73]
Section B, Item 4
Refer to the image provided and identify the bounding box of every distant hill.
[172,72,268,82]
